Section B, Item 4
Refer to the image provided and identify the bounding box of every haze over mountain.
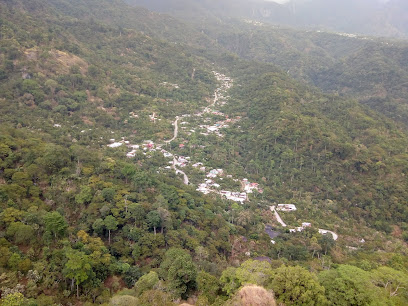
[127,0,408,38]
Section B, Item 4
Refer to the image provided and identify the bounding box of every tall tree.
[146,210,161,235]
[92,218,105,236]
[157,207,171,234]
[104,215,118,244]
[44,211,67,239]
[128,203,145,227]
[63,250,92,298]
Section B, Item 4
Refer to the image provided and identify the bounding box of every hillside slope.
[127,0,408,128]
[1,0,408,305]
[223,71,408,232]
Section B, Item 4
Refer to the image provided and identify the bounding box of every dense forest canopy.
[0,0,407,305]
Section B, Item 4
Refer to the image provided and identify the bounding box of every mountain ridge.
[126,0,408,38]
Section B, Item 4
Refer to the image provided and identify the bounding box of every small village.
[105,71,263,204]
[105,71,338,242]
[196,169,262,203]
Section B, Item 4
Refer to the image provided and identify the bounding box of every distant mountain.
[125,0,291,23]
[126,0,408,38]
[127,0,408,127]
[287,0,408,38]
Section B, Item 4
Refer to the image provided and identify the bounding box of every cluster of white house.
[198,117,240,137]
[207,168,224,178]
[197,72,235,136]
[273,204,339,241]
[196,168,224,194]
[194,167,261,204]
[125,140,157,158]
[289,222,312,233]
[109,71,249,202]
[173,156,190,168]
[213,71,233,90]
[220,190,248,203]
[107,138,134,149]
[242,178,263,194]
[196,179,220,194]
[108,139,182,162]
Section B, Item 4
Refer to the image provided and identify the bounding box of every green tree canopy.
[372,266,408,299]
[133,271,160,296]
[197,271,219,304]
[271,265,327,306]
[6,222,34,245]
[220,260,273,296]
[92,218,105,235]
[160,248,197,299]
[146,210,161,235]
[63,249,92,298]
[75,186,93,205]
[319,265,384,305]
[104,215,118,244]
[0,292,26,306]
[44,211,68,239]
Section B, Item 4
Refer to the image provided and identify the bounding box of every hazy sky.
[266,0,290,3]
[265,0,391,3]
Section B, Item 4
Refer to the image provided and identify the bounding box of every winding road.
[163,117,189,185]
[162,73,231,186]
[270,206,338,241]
[172,157,189,185]
[318,229,339,241]
[270,206,287,227]
[165,117,179,143]
[159,73,338,241]
[204,91,219,113]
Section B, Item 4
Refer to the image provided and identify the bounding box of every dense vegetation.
[0,0,407,305]
[198,20,408,128]
[223,71,408,231]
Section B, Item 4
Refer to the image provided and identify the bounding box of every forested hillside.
[199,21,408,128]
[224,70,408,231]
[128,1,408,128]
[0,0,408,305]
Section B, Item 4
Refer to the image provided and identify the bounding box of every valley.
[109,71,260,203]
[0,0,407,305]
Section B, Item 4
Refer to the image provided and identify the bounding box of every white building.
[276,204,297,211]
[108,142,123,148]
